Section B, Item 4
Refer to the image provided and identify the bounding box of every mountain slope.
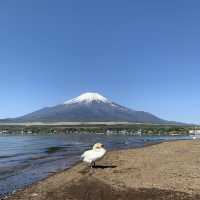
[4,92,165,123]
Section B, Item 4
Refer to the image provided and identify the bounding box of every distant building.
[189,129,200,134]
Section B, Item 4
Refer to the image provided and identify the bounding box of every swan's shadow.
[79,165,117,174]
[93,165,117,169]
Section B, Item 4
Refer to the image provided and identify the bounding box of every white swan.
[81,143,106,168]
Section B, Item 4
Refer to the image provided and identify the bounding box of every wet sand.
[6,140,200,200]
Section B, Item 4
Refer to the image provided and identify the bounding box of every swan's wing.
[81,149,106,162]
[81,150,95,159]
[81,150,91,158]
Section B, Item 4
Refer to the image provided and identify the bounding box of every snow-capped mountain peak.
[6,92,165,123]
[64,92,110,104]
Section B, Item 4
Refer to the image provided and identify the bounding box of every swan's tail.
[81,152,85,158]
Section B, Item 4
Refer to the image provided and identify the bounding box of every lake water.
[0,134,190,197]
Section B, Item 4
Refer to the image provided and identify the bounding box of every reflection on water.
[0,134,190,197]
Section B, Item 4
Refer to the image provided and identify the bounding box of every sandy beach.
[6,140,200,200]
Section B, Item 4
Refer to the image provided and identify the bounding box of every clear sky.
[0,0,200,123]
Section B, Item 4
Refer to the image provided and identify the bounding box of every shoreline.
[1,140,161,199]
[5,140,200,200]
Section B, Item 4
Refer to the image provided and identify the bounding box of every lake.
[0,134,190,197]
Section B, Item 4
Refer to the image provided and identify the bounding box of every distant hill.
[1,92,171,124]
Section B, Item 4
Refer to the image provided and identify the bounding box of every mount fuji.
[3,92,166,123]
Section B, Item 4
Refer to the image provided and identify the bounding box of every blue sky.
[0,0,200,123]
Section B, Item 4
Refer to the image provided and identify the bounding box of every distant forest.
[0,124,195,136]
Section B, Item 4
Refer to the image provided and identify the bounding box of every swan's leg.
[90,162,93,168]
[93,162,96,168]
